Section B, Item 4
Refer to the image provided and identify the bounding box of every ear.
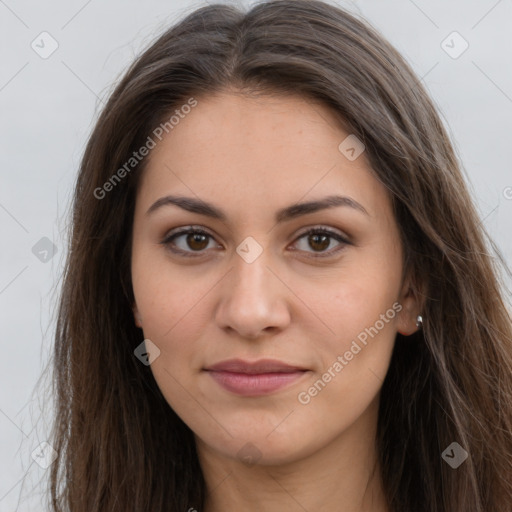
[132,303,143,328]
[395,272,422,336]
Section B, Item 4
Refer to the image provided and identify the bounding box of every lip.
[205,358,307,374]
[204,358,309,396]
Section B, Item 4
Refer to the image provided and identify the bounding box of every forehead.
[136,92,392,224]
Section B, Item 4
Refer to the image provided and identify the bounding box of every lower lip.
[206,370,307,396]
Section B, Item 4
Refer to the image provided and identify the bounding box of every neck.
[197,395,389,512]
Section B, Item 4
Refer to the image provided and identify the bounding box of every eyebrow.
[145,194,369,223]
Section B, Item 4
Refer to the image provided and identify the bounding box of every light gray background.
[1,0,511,509]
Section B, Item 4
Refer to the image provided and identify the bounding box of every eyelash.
[160,225,351,259]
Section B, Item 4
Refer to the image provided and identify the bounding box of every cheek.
[131,261,211,419]
[134,279,209,368]
[316,291,398,390]
[319,265,400,342]
[307,250,401,389]
[132,266,210,418]
[292,278,398,444]
[132,244,212,339]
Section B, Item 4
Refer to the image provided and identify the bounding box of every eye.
[160,225,351,258]
[291,227,350,258]
[160,226,219,257]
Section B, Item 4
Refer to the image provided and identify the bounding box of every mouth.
[204,358,310,396]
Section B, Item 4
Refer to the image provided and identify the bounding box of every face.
[131,91,419,466]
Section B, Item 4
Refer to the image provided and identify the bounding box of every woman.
[48,1,512,510]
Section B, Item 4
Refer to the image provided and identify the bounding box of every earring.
[416,315,423,328]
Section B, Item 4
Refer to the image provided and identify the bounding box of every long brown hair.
[48,1,512,510]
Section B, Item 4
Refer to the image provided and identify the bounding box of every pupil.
[310,234,329,251]
[188,233,208,250]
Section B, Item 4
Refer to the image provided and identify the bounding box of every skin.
[131,91,421,511]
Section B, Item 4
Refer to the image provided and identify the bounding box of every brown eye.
[161,227,218,257]
[185,232,209,251]
[307,233,331,252]
[292,228,350,257]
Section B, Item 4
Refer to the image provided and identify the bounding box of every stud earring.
[416,315,423,328]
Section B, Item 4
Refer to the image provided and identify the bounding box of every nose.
[214,247,291,340]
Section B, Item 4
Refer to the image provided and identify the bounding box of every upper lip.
[205,358,308,374]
